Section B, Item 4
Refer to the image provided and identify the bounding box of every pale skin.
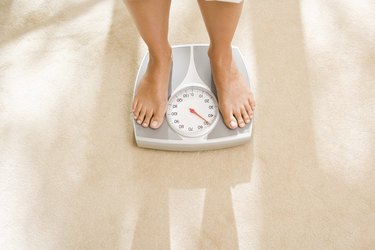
[125,0,256,129]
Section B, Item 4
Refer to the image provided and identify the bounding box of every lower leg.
[198,0,256,129]
[125,0,172,128]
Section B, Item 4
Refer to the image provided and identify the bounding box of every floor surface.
[1,0,375,249]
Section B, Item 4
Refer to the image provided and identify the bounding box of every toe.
[137,108,146,125]
[132,98,138,112]
[228,116,238,129]
[150,108,165,129]
[241,107,251,124]
[234,108,245,128]
[142,109,153,128]
[249,96,256,110]
[221,106,238,129]
[133,102,142,120]
[245,103,253,120]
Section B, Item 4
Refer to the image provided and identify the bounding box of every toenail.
[151,121,158,128]
[137,120,142,124]
[250,115,253,119]
[142,123,148,127]
[230,120,237,128]
[245,118,250,123]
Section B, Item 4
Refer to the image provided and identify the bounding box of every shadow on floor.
[126,1,255,249]
[249,1,375,249]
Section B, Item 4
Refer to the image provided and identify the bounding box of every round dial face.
[166,85,219,137]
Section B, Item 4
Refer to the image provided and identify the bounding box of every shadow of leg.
[132,185,170,250]
[199,187,239,250]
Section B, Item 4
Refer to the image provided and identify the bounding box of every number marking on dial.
[167,86,219,137]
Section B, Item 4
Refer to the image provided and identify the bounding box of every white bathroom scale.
[132,44,253,151]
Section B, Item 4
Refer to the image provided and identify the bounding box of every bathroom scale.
[132,44,253,151]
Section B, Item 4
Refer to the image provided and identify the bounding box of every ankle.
[208,44,233,64]
[148,45,172,63]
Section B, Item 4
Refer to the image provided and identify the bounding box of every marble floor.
[1,0,374,249]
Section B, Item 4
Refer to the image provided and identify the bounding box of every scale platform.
[132,44,253,151]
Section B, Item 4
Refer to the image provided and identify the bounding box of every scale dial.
[167,85,219,138]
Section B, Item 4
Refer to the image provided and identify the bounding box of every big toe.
[150,110,165,129]
[221,107,238,129]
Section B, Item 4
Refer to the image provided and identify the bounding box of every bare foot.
[208,46,256,129]
[132,49,172,129]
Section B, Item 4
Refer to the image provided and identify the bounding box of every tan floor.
[1,0,375,249]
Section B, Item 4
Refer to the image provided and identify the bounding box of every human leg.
[124,0,172,128]
[197,0,256,129]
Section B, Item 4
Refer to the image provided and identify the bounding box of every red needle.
[189,108,210,125]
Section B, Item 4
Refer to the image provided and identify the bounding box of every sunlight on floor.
[300,0,375,183]
[1,0,374,248]
[1,0,114,178]
[0,0,114,248]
